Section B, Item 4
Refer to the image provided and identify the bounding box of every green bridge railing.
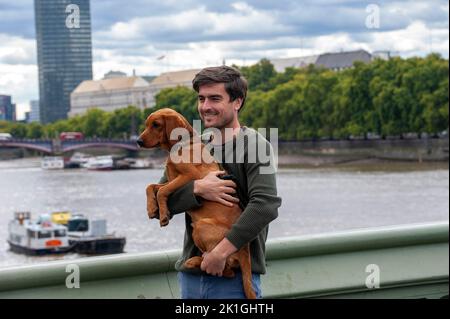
[0,222,448,299]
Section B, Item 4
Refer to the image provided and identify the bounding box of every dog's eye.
[152,122,160,128]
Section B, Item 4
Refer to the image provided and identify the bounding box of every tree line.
[1,54,448,141]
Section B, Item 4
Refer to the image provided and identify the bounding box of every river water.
[0,158,448,269]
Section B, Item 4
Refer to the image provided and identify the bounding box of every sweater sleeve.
[158,168,203,217]
[225,141,282,250]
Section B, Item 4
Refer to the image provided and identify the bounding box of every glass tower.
[0,95,15,121]
[34,0,93,123]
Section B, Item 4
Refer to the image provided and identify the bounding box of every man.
[157,66,281,299]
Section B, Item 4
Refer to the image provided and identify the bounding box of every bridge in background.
[0,139,139,154]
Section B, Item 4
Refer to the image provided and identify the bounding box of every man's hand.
[193,171,239,207]
[201,250,227,276]
[201,238,238,276]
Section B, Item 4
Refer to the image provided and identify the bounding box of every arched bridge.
[0,138,139,154]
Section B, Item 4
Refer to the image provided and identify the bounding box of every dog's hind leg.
[190,219,237,277]
[183,255,235,278]
[184,256,203,269]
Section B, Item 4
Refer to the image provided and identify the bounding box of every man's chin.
[203,120,218,128]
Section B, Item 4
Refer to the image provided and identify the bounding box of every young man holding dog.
[158,66,282,299]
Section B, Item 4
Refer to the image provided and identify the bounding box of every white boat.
[51,212,126,255]
[83,155,114,170]
[67,214,126,255]
[124,158,154,169]
[41,156,64,170]
[65,152,92,168]
[7,212,73,255]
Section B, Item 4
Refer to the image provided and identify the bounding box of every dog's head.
[137,108,193,151]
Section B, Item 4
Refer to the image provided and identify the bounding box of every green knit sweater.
[158,127,282,274]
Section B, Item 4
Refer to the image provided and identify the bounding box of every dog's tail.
[239,243,257,299]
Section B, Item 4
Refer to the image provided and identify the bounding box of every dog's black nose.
[136,138,144,147]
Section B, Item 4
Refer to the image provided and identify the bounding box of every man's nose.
[136,138,144,147]
[200,98,212,108]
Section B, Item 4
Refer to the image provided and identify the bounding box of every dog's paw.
[147,200,159,219]
[158,208,171,226]
[159,216,170,227]
[147,207,159,219]
[184,256,203,269]
[222,267,235,278]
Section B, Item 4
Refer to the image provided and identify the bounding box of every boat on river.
[51,212,126,255]
[83,155,115,170]
[41,156,64,170]
[7,212,73,255]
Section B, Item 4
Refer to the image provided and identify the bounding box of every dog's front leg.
[156,175,192,227]
[146,183,166,219]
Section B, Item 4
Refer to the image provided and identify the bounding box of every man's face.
[197,83,241,129]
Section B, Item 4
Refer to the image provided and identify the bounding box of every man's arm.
[159,168,239,217]
[225,159,281,250]
[201,141,282,275]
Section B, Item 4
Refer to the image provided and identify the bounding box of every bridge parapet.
[0,139,53,153]
[0,138,139,154]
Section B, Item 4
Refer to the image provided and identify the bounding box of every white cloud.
[97,3,289,43]
[371,21,449,57]
[0,33,36,65]
[0,0,448,121]
[0,63,38,119]
[0,33,37,119]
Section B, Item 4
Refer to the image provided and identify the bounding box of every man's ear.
[164,114,193,143]
[234,98,243,112]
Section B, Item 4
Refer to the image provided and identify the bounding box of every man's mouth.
[203,112,219,118]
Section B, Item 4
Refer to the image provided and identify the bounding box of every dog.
[137,108,256,299]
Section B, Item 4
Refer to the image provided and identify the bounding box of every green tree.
[8,123,28,138]
[107,106,143,138]
[149,86,199,127]
[423,77,449,134]
[26,122,44,139]
[238,59,277,91]
[82,108,109,138]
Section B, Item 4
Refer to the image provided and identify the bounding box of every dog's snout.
[136,138,144,147]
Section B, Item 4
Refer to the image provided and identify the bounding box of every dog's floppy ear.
[164,114,193,143]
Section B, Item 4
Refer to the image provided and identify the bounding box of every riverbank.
[2,137,448,169]
[277,137,449,167]
[278,158,449,172]
[1,156,448,172]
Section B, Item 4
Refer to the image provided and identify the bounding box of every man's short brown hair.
[192,66,248,112]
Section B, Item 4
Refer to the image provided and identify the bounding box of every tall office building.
[29,100,40,123]
[34,0,93,123]
[0,95,16,121]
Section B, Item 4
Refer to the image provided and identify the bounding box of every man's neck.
[211,121,241,145]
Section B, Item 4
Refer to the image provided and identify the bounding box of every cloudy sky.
[0,0,448,119]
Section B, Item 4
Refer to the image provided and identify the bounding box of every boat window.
[68,219,89,232]
[27,230,37,238]
[38,230,52,239]
[54,229,67,237]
